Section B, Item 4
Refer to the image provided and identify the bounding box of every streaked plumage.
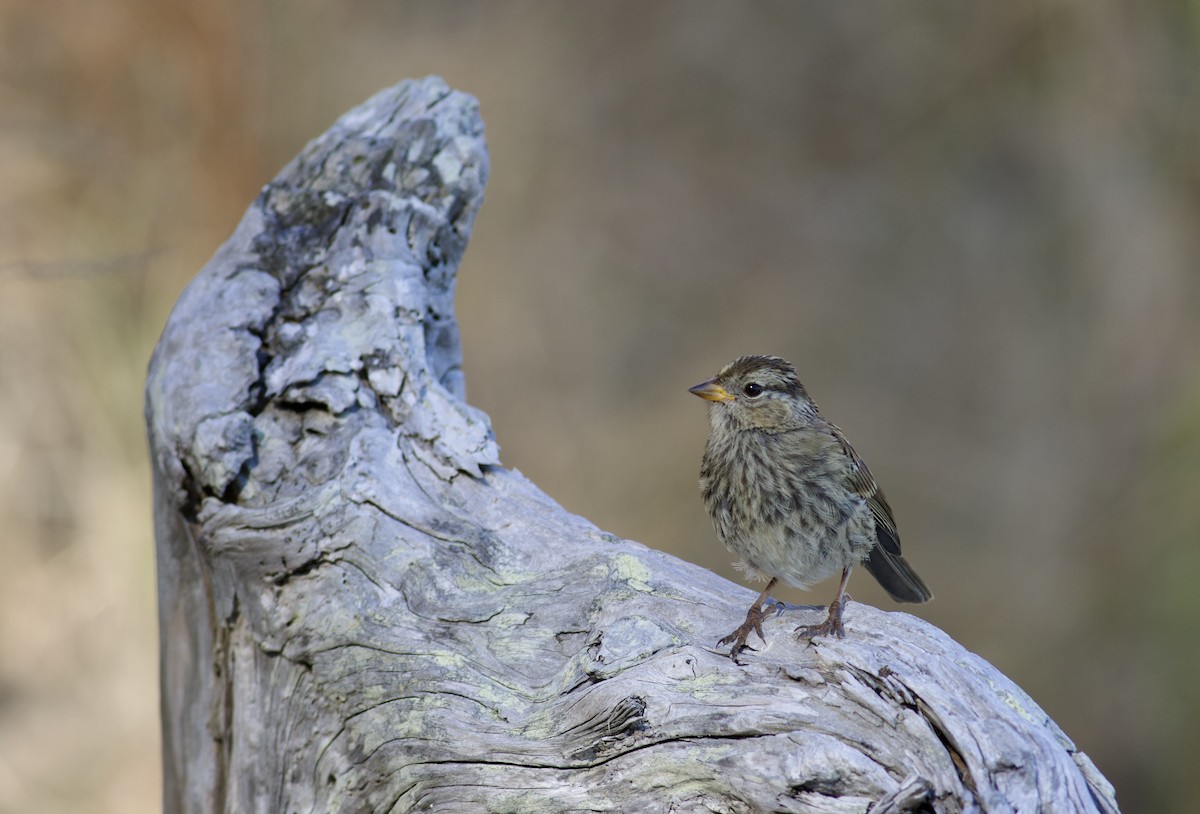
[690,355,931,660]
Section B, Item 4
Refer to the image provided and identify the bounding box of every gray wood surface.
[146,76,1120,814]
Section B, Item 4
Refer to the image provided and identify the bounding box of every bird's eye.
[743,382,764,398]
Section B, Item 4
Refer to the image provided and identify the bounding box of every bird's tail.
[864,540,933,604]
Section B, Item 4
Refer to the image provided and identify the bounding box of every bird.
[689,355,931,660]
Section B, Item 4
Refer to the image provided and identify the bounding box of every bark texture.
[146,76,1121,814]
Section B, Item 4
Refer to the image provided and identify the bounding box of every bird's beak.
[689,378,735,402]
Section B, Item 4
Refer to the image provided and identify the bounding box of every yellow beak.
[689,378,735,402]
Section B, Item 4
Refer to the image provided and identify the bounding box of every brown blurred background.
[1,2,1197,812]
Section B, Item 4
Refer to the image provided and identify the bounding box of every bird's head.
[689,355,817,432]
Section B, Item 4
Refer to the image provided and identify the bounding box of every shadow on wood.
[145,76,1120,814]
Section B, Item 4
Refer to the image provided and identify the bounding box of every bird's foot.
[794,594,850,640]
[717,603,773,663]
[762,597,788,615]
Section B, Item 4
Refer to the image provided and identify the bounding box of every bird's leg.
[718,577,779,661]
[795,566,853,640]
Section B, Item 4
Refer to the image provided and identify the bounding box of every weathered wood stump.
[145,76,1120,814]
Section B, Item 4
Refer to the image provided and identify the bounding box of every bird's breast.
[700,427,874,587]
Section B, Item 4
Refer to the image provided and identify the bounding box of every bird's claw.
[794,594,849,640]
[718,603,772,662]
[793,618,845,640]
[762,597,788,618]
[716,633,757,665]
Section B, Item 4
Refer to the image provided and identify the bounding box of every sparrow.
[690,355,931,660]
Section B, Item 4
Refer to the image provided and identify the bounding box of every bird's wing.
[827,423,899,554]
[828,422,933,603]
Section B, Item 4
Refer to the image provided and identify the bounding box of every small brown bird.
[690,355,931,660]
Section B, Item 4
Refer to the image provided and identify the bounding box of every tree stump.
[145,76,1120,814]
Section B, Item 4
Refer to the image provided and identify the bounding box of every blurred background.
[1,2,1197,812]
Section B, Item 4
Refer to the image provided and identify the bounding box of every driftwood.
[146,76,1120,814]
